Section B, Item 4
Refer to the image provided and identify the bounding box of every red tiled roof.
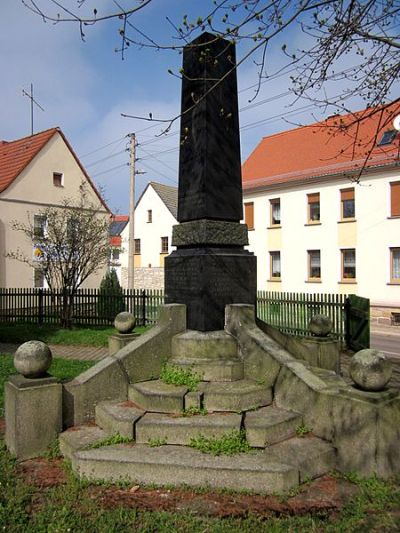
[0,128,58,193]
[110,235,122,247]
[242,102,400,190]
[0,127,111,214]
[112,215,129,222]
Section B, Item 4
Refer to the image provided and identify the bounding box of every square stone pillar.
[5,375,62,460]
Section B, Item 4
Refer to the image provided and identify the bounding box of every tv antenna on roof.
[22,83,45,136]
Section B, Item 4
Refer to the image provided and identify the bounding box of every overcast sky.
[1,1,396,214]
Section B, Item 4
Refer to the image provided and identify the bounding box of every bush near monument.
[97,269,125,321]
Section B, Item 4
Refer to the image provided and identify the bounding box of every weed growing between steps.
[87,433,132,449]
[189,430,252,456]
[160,364,201,391]
[295,424,312,437]
[181,406,208,416]
[148,437,168,447]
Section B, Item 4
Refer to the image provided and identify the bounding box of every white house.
[242,103,400,324]
[0,127,111,288]
[111,104,400,324]
[112,182,178,289]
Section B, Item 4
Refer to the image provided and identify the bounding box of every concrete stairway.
[60,375,336,493]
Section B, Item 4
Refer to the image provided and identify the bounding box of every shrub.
[97,269,125,320]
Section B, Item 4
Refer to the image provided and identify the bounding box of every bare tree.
[7,183,111,327]
[21,1,400,122]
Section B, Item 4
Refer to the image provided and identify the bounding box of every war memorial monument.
[5,33,400,493]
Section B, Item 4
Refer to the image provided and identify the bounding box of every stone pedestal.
[5,375,62,459]
[165,246,256,331]
[108,333,139,356]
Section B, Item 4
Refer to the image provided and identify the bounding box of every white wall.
[0,132,110,288]
[243,169,400,307]
[118,184,177,288]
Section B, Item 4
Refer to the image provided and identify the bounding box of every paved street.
[371,326,400,360]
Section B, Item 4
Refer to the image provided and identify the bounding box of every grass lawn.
[1,355,400,530]
[0,440,399,532]
[0,322,150,347]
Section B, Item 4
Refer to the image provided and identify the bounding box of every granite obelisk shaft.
[165,33,256,331]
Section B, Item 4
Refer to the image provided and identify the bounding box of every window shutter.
[391,182,400,217]
[308,193,319,203]
[341,188,354,201]
[244,202,254,229]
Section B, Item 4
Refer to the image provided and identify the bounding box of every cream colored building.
[0,128,111,288]
[112,182,178,289]
[242,104,400,323]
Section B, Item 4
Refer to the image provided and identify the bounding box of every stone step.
[170,329,243,382]
[168,357,244,382]
[129,378,271,414]
[201,380,272,412]
[73,443,300,493]
[95,400,145,439]
[266,436,336,482]
[59,425,108,461]
[245,406,302,448]
[129,380,188,413]
[135,412,242,445]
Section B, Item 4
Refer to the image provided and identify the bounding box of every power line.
[81,135,128,158]
[91,162,128,178]
[85,149,127,168]
[139,161,177,184]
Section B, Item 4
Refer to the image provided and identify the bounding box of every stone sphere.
[350,349,392,391]
[14,340,52,378]
[114,312,136,334]
[309,314,333,337]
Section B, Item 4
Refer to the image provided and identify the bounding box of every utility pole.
[22,83,44,135]
[128,133,136,290]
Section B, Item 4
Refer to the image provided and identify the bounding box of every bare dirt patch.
[16,457,68,488]
[13,452,359,519]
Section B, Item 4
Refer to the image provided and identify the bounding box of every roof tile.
[242,103,400,190]
[0,128,58,193]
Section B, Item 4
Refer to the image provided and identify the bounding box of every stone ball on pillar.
[309,314,333,337]
[114,312,136,334]
[14,340,52,378]
[350,349,392,391]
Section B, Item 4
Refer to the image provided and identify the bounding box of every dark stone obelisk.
[165,32,256,331]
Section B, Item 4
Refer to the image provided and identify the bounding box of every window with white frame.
[340,188,355,219]
[134,238,141,255]
[33,215,47,238]
[270,251,281,279]
[161,236,169,254]
[270,199,281,226]
[391,248,400,283]
[341,248,356,280]
[307,193,320,222]
[308,250,321,280]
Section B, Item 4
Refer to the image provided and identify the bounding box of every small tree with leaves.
[7,183,111,328]
[97,268,125,321]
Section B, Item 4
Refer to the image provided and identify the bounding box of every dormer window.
[53,172,63,187]
[378,130,397,146]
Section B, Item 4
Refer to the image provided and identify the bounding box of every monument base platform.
[165,247,256,331]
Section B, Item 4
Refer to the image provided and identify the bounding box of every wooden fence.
[257,291,347,342]
[0,288,164,327]
[0,288,350,343]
